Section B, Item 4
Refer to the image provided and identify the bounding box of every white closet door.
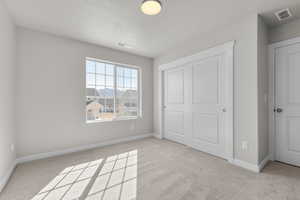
[185,55,226,158]
[164,66,187,145]
[275,43,300,167]
[163,55,230,159]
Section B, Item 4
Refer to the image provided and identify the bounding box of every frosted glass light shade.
[141,0,162,15]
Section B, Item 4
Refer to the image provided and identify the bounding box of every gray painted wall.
[269,18,300,44]
[16,28,153,158]
[154,14,260,165]
[257,16,269,163]
[0,1,16,183]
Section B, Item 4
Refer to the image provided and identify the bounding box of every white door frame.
[158,41,235,162]
[268,36,300,161]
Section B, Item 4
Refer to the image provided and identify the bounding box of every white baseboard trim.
[153,132,163,139]
[0,160,17,193]
[0,133,153,193]
[232,155,270,173]
[258,155,271,172]
[232,159,260,172]
[16,133,153,164]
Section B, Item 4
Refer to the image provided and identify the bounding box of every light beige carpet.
[1,138,300,200]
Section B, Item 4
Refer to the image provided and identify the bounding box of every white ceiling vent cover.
[275,8,292,21]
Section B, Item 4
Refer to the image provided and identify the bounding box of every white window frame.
[85,57,142,123]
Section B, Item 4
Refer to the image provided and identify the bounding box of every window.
[86,58,140,122]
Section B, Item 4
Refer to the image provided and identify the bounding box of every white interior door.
[275,42,300,167]
[187,55,227,158]
[164,66,187,145]
[163,44,233,160]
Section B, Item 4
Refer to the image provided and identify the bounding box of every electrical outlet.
[10,144,15,152]
[242,141,248,151]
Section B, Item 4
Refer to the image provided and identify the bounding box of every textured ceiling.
[4,0,300,57]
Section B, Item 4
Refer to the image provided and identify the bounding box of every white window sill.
[86,116,139,124]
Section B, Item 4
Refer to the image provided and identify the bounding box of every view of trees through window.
[86,59,139,122]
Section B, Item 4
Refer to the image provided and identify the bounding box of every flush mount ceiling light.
[141,0,162,15]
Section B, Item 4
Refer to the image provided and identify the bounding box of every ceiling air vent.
[275,8,292,21]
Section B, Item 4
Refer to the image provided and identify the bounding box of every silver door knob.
[276,108,283,113]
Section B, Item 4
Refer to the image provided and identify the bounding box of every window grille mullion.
[113,65,117,119]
